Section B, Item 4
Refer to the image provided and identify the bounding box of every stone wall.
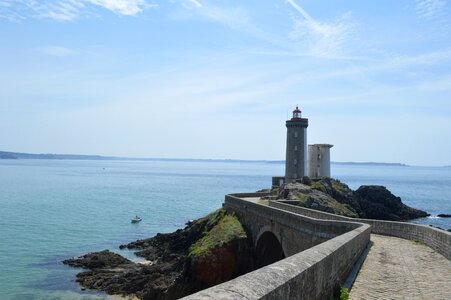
[270,200,451,260]
[182,193,371,300]
[223,194,362,256]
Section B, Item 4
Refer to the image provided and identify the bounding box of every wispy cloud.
[27,0,84,21]
[0,0,156,21]
[88,0,154,16]
[40,46,79,57]
[186,0,202,8]
[415,0,447,19]
[286,0,356,58]
[0,0,25,22]
[174,0,252,31]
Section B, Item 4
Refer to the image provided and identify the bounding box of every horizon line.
[1,150,449,168]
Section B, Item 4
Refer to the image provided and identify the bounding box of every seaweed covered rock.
[64,208,253,300]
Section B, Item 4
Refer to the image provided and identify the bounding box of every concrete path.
[350,234,451,300]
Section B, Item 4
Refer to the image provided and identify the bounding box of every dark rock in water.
[355,185,429,221]
[64,209,253,300]
[63,250,132,269]
[273,177,429,221]
[438,214,451,218]
[429,224,451,232]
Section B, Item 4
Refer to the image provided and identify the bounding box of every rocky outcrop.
[277,181,359,217]
[273,178,429,221]
[63,250,132,269]
[63,209,253,300]
[438,214,451,218]
[354,185,429,221]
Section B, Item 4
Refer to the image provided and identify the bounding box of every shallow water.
[0,160,449,299]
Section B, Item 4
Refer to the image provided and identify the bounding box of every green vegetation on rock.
[189,209,246,257]
[333,285,349,300]
[277,177,428,221]
[310,180,326,192]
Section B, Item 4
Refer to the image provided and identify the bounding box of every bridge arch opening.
[255,231,285,268]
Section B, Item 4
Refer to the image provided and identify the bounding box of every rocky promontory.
[63,209,253,300]
[270,177,429,221]
[64,178,430,299]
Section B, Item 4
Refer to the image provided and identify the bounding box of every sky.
[0,0,450,166]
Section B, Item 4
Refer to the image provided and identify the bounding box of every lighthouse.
[285,106,308,182]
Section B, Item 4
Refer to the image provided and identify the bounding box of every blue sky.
[0,0,450,165]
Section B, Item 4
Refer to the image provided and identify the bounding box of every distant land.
[0,151,268,163]
[332,161,409,167]
[268,161,411,166]
[0,151,419,167]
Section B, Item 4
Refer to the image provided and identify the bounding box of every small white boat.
[131,216,142,223]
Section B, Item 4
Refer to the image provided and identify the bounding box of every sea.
[0,159,450,300]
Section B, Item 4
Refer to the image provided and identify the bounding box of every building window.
[294,131,298,138]
[294,159,297,165]
[294,173,297,179]
[294,146,298,151]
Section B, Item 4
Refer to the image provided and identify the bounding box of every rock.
[63,250,132,269]
[298,176,311,185]
[276,181,360,217]
[65,209,253,300]
[310,178,362,213]
[438,214,451,218]
[188,213,253,288]
[274,177,429,221]
[355,185,429,221]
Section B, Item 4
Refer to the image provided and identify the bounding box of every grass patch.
[311,180,326,193]
[189,213,246,257]
[296,194,308,204]
[332,181,347,195]
[333,285,349,300]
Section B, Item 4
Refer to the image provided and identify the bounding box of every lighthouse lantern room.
[292,106,302,120]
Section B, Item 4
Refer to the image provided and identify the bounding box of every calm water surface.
[0,160,450,300]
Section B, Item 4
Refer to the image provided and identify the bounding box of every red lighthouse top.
[291,106,302,120]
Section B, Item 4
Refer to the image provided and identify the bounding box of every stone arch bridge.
[224,193,365,269]
[182,192,450,300]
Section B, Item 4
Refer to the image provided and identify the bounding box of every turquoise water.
[0,160,450,300]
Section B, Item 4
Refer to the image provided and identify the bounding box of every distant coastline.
[332,161,409,167]
[0,151,270,163]
[0,150,445,167]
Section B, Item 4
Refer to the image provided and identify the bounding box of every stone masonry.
[350,234,451,300]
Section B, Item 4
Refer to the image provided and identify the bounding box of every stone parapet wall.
[182,194,371,300]
[270,200,451,260]
[224,194,362,253]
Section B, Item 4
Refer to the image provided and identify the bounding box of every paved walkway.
[350,234,451,300]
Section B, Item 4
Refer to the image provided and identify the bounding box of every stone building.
[308,144,333,179]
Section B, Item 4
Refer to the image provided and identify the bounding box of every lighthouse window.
[294,131,298,138]
[294,159,297,165]
[294,146,298,151]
